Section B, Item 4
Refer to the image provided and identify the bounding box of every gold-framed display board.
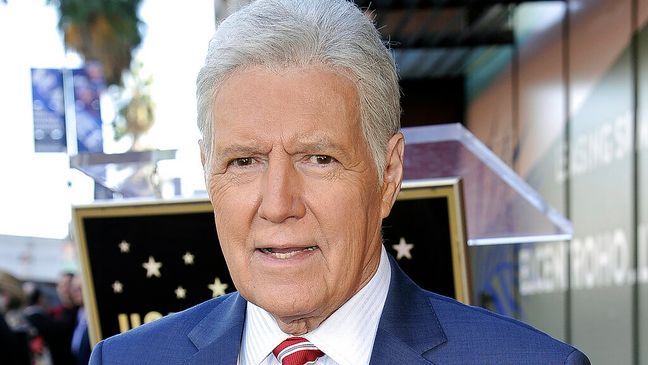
[73,178,469,346]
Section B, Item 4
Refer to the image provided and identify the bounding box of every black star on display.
[142,256,162,278]
[118,240,130,253]
[392,237,414,260]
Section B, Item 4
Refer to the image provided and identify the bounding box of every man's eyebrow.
[290,137,347,154]
[214,144,263,159]
[214,137,349,159]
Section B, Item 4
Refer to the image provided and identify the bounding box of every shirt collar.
[239,246,392,365]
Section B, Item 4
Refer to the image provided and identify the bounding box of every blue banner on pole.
[73,63,104,153]
[31,68,67,152]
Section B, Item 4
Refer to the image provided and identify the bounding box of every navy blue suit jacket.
[90,256,589,364]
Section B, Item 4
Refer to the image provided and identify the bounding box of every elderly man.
[89,0,589,364]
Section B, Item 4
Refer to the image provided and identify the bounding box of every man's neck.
[239,246,392,365]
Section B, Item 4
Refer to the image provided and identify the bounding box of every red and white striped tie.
[272,337,325,365]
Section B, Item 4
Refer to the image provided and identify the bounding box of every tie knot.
[272,337,324,365]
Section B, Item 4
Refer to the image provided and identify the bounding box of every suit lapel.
[182,257,446,365]
[184,293,247,365]
[369,256,447,365]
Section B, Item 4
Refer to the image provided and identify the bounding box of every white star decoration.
[118,240,130,253]
[392,237,414,260]
[182,252,195,265]
[175,286,187,299]
[112,281,123,294]
[208,277,229,297]
[142,256,162,278]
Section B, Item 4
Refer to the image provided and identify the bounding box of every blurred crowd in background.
[0,271,90,365]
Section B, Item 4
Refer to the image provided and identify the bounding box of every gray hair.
[196,0,400,179]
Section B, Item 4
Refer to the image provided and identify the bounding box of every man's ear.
[199,139,207,168]
[380,132,405,219]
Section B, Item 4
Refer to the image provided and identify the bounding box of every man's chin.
[262,298,318,319]
[268,306,327,335]
[249,294,325,327]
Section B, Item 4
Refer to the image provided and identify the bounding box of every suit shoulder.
[427,292,551,337]
[425,291,589,364]
[93,293,238,364]
[112,293,234,340]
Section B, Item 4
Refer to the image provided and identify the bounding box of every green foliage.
[48,0,144,86]
[111,62,155,149]
[54,0,142,41]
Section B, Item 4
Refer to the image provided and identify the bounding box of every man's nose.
[258,158,306,223]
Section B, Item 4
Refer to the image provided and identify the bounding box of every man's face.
[57,274,74,307]
[70,276,84,306]
[205,65,402,332]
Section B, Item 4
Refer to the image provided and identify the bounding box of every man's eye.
[309,155,336,165]
[230,157,254,167]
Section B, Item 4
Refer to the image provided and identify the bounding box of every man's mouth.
[258,246,318,259]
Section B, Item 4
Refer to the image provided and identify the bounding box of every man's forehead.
[211,65,363,146]
[216,63,360,100]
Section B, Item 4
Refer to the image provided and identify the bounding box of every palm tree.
[51,0,144,86]
[50,0,155,150]
[112,62,155,150]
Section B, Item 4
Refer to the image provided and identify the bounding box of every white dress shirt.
[237,246,392,365]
